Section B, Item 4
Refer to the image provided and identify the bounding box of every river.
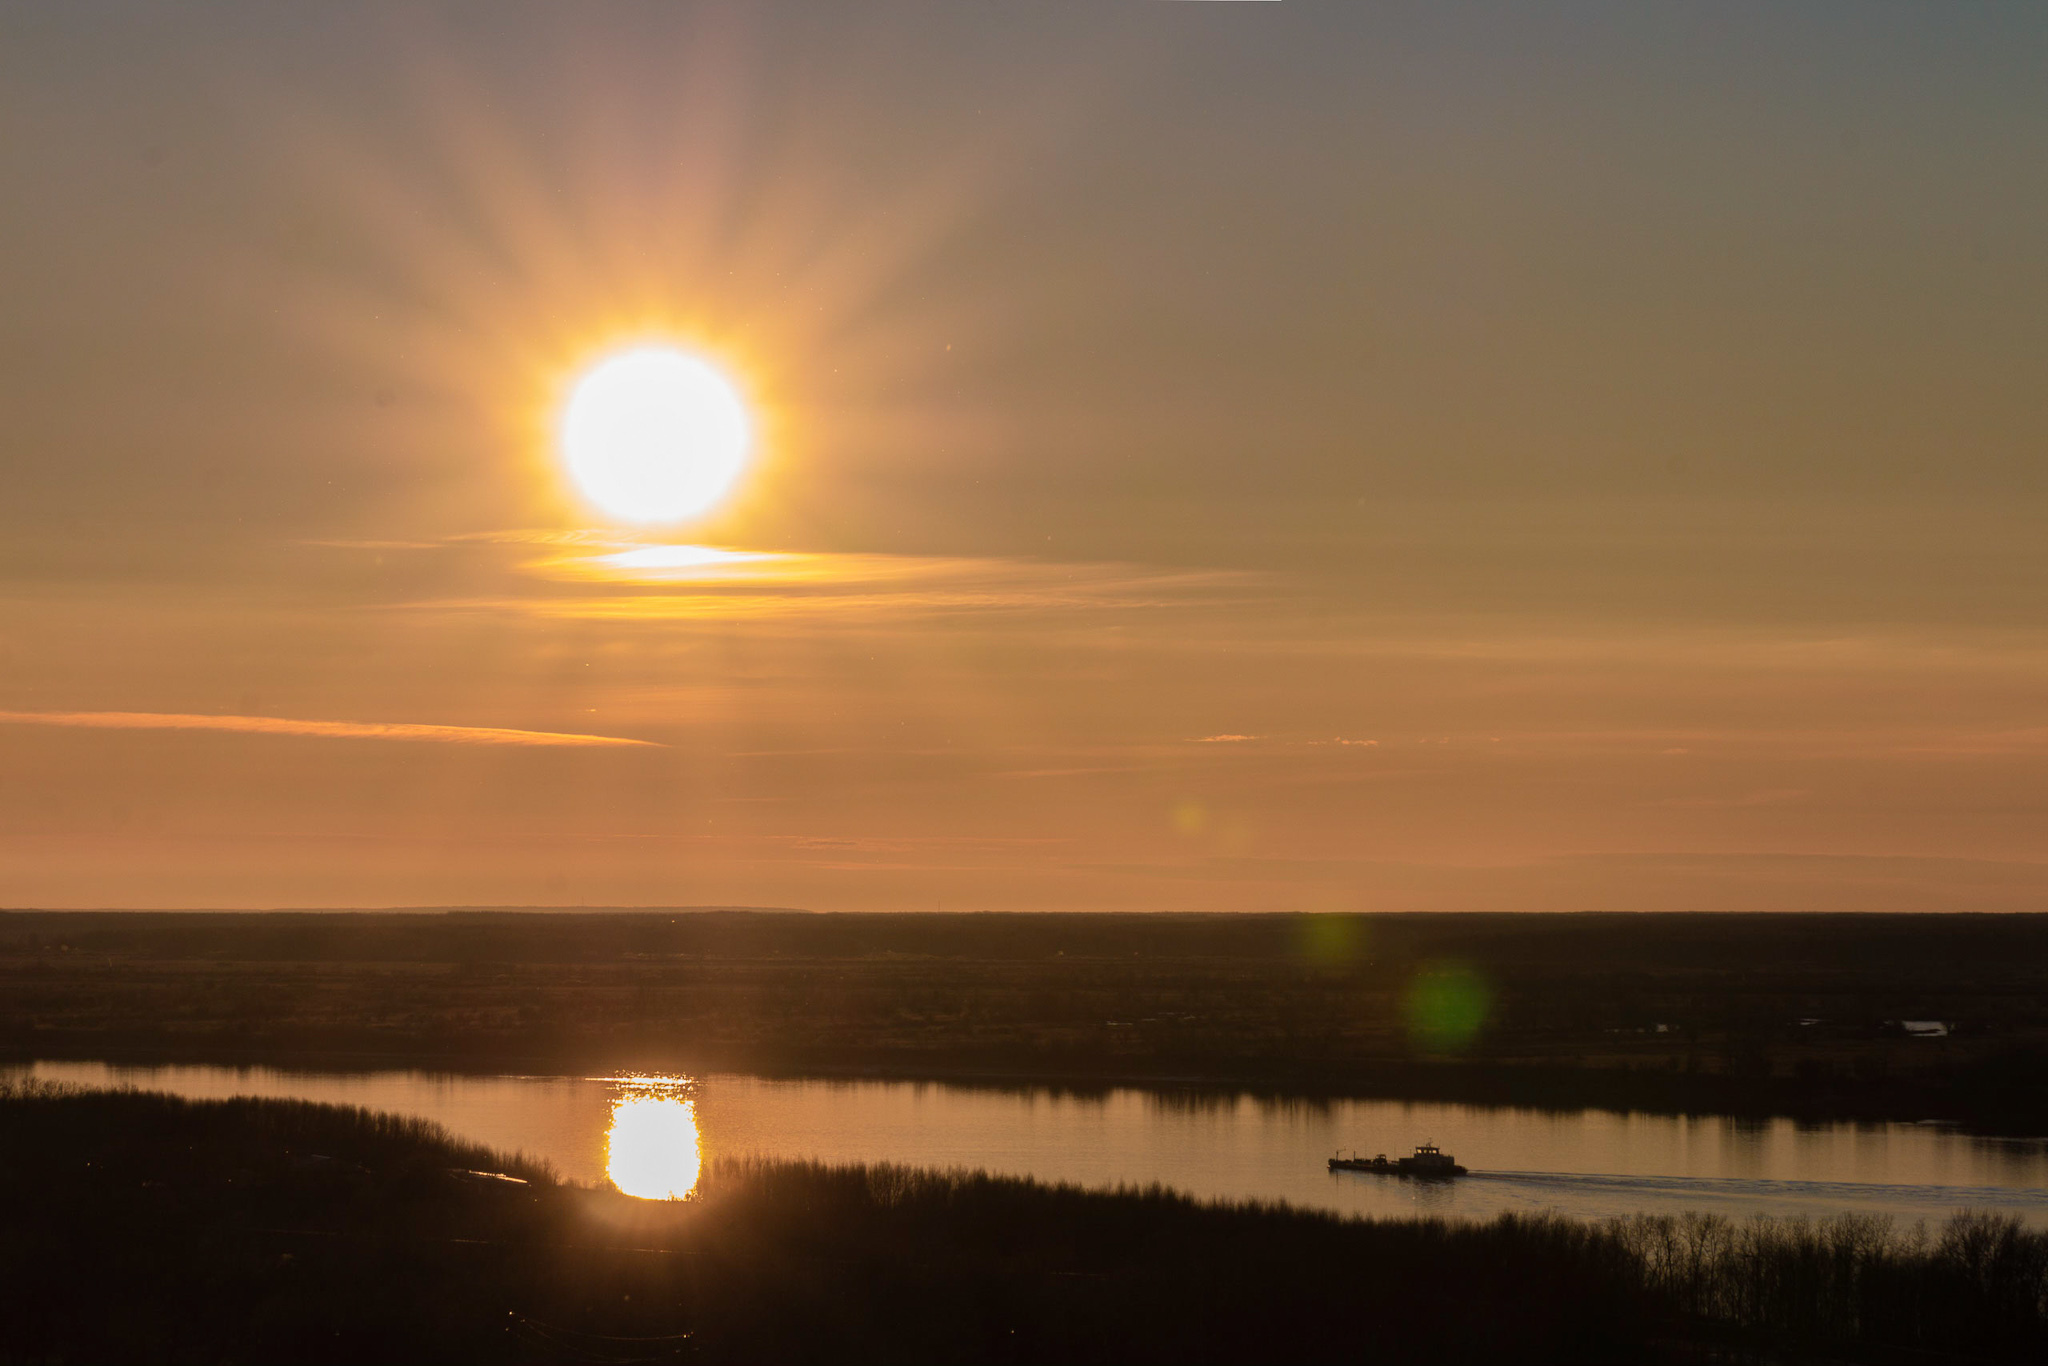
[16,1060,2046,1226]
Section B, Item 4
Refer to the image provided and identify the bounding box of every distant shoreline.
[10,1041,2043,1138]
[10,908,2048,1135]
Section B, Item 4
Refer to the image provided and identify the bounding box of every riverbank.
[9,909,2048,1132]
[4,1083,2043,1364]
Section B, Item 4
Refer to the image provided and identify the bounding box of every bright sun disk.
[559,346,751,525]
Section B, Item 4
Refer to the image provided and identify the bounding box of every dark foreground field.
[7,910,2048,1128]
[4,1085,2046,1365]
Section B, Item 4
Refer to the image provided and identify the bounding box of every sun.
[558,346,752,525]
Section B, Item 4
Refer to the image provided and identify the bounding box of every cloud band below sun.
[0,711,658,748]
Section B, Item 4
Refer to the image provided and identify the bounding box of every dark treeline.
[14,907,2048,972]
[2,1084,2044,1364]
[8,910,2048,1129]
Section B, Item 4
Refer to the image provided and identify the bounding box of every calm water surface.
[19,1060,2046,1226]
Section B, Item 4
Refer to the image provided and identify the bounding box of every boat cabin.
[1404,1143,1457,1174]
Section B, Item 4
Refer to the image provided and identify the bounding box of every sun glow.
[559,347,752,525]
[604,1081,703,1200]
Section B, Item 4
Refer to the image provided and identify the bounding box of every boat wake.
[1459,1167,2045,1223]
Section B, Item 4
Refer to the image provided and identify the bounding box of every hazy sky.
[4,2,2046,911]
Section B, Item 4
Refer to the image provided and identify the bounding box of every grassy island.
[2,1083,2044,1363]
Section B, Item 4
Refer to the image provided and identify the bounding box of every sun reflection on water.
[603,1077,702,1200]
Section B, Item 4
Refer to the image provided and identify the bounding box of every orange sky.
[3,3,2046,911]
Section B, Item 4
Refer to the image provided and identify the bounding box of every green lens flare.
[1297,913,1366,968]
[1404,962,1491,1051]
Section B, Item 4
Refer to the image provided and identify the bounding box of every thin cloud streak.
[0,711,660,749]
[336,537,1261,622]
[516,545,1255,607]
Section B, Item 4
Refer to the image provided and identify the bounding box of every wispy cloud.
[1188,734,1379,747]
[1650,787,1811,809]
[313,532,1260,624]
[391,548,1252,623]
[520,544,1250,607]
[0,711,659,748]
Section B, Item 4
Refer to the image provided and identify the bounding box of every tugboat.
[1328,1142,1467,1178]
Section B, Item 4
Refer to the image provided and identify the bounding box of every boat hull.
[1328,1158,1467,1177]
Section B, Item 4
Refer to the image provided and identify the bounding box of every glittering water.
[17,1060,2046,1225]
[601,1077,701,1199]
